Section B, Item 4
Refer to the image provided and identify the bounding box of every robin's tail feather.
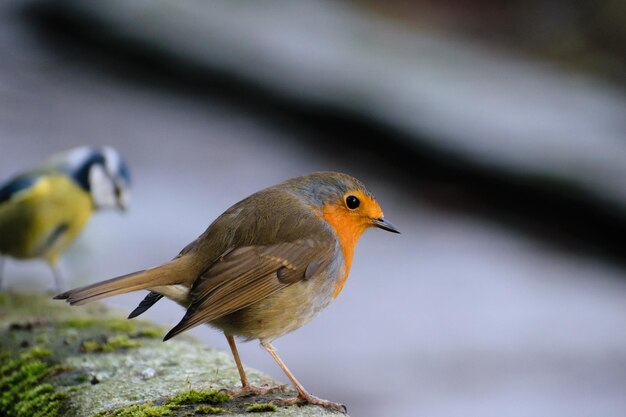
[54,259,187,306]
[128,291,163,318]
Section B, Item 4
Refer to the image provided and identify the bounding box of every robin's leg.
[227,334,251,389]
[261,341,346,412]
[225,334,285,396]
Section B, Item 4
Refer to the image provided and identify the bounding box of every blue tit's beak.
[372,217,400,233]
[116,187,129,212]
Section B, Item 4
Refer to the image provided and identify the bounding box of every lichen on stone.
[90,402,174,417]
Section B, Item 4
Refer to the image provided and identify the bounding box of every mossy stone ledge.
[0,293,347,417]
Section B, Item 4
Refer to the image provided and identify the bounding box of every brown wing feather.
[163,238,335,340]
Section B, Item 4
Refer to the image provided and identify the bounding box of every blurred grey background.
[1,1,625,417]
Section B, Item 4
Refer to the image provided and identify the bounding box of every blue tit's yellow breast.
[0,174,93,264]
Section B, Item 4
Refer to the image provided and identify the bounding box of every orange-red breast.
[55,171,399,411]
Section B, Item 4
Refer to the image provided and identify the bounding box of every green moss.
[80,335,142,353]
[62,318,137,332]
[35,333,50,344]
[62,318,101,329]
[86,387,230,416]
[133,328,162,338]
[245,403,278,413]
[166,389,231,406]
[25,346,53,359]
[14,384,67,417]
[193,405,224,414]
[106,320,136,333]
[61,317,162,339]
[88,389,229,417]
[0,347,66,417]
[0,347,52,375]
[91,402,174,417]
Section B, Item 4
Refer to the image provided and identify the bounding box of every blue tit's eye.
[345,195,360,210]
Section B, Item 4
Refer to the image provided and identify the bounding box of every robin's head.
[285,172,399,235]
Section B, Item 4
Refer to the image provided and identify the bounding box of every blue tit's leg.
[50,263,64,292]
[0,257,5,290]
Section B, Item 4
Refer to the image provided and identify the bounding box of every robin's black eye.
[345,195,360,210]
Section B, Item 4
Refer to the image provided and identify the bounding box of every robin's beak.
[372,217,400,233]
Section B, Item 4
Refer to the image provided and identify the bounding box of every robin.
[0,146,130,291]
[55,171,398,411]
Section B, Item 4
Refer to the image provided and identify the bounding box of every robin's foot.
[278,393,347,413]
[226,384,287,397]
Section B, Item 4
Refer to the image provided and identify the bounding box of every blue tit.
[0,146,131,290]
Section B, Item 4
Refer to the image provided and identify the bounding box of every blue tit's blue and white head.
[45,146,131,211]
